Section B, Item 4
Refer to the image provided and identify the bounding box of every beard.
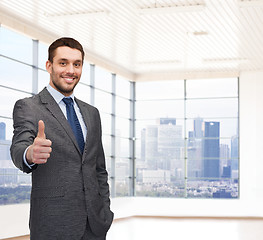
[51,77,77,95]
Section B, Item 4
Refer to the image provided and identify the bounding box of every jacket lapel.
[38,88,81,155]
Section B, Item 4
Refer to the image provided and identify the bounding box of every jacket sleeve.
[10,99,38,173]
[95,109,111,207]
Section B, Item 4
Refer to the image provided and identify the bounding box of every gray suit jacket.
[10,88,113,239]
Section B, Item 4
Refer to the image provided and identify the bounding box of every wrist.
[25,145,33,164]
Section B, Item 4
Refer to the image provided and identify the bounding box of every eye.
[74,63,81,67]
[60,62,66,66]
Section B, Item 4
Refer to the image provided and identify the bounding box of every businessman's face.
[46,46,83,96]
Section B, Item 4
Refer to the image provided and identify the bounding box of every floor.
[107,217,263,240]
[4,217,263,240]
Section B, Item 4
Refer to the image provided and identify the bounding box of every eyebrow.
[58,58,82,62]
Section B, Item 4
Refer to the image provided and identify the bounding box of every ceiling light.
[138,4,205,15]
[192,31,208,36]
[137,60,181,65]
[203,58,248,63]
[44,11,110,21]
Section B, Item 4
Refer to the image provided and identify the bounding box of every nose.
[65,63,74,74]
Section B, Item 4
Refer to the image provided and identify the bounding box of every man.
[10,37,113,240]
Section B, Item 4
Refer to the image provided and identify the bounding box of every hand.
[26,120,52,165]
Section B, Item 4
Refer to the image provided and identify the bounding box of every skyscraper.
[145,125,158,170]
[203,122,220,179]
[194,117,203,138]
[231,135,239,172]
[141,118,183,175]
[220,143,230,177]
[158,121,183,171]
[187,118,204,178]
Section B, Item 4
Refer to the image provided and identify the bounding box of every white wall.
[239,71,263,203]
[1,71,263,239]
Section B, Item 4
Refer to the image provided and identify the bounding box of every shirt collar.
[47,84,75,104]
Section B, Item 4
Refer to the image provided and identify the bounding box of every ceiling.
[1,0,263,81]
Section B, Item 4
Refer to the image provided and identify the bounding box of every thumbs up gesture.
[26,120,52,165]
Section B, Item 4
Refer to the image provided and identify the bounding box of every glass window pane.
[115,177,129,197]
[80,63,90,85]
[38,42,48,70]
[0,57,33,93]
[136,100,184,119]
[186,78,238,98]
[95,66,112,91]
[100,113,111,135]
[186,118,239,139]
[74,83,90,103]
[135,78,239,199]
[0,26,32,64]
[187,138,238,177]
[115,157,129,197]
[38,69,49,92]
[116,75,130,98]
[115,137,130,158]
[136,120,184,165]
[186,98,238,118]
[135,100,184,119]
[102,135,112,158]
[94,90,111,114]
[0,87,32,119]
[116,96,130,118]
[0,118,14,141]
[136,178,185,198]
[136,119,185,139]
[186,179,238,198]
[136,80,184,100]
[116,117,129,138]
[0,117,32,204]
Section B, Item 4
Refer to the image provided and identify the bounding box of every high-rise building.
[145,125,158,170]
[194,117,203,138]
[220,143,230,177]
[187,118,204,178]
[0,122,19,186]
[158,122,183,171]
[231,135,239,171]
[203,122,220,179]
[140,118,183,176]
[140,128,146,162]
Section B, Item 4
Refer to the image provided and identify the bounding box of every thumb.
[37,120,46,139]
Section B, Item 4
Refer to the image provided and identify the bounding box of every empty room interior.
[0,0,263,239]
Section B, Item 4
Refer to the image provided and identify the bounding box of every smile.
[63,77,75,83]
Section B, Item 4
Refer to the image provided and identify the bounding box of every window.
[0,26,32,65]
[0,26,34,205]
[135,79,239,198]
[0,57,32,93]
[0,25,239,205]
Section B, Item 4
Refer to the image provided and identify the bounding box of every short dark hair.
[48,37,85,63]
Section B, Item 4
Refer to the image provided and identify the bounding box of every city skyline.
[136,117,238,198]
[0,113,239,199]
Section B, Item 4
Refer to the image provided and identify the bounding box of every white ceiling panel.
[1,0,263,81]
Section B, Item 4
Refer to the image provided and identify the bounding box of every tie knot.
[63,97,73,106]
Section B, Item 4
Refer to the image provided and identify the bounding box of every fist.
[26,120,52,165]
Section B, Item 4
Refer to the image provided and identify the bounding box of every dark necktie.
[62,97,85,154]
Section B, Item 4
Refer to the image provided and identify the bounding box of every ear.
[46,60,52,74]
